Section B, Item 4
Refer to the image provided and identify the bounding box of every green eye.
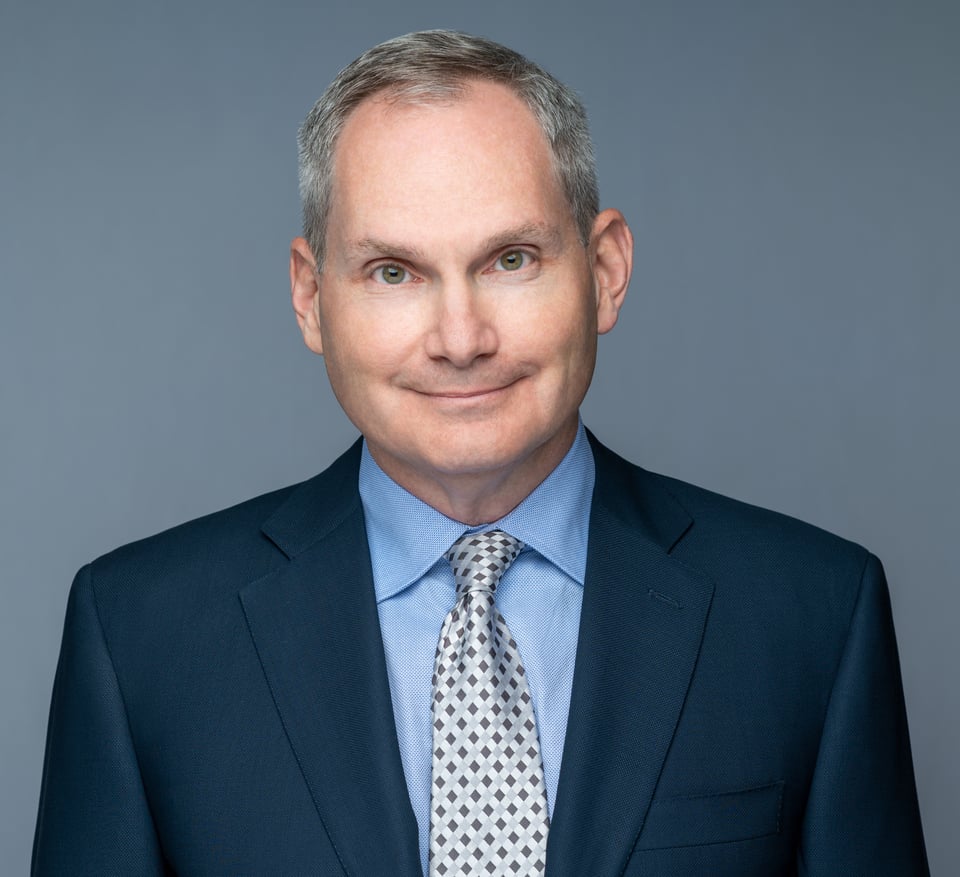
[498,251,526,271]
[377,264,407,284]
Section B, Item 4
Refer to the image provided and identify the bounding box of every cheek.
[549,311,599,405]
[321,309,419,392]
[537,298,597,370]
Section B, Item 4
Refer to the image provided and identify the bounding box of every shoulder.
[81,441,363,621]
[656,468,867,567]
[588,435,875,612]
[89,482,295,585]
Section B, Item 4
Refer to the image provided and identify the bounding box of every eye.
[373,264,409,284]
[494,250,531,272]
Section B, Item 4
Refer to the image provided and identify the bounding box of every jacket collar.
[546,434,714,876]
[242,438,422,876]
[243,434,713,876]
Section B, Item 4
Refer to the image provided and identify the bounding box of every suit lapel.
[239,443,421,876]
[235,436,712,875]
[547,438,715,876]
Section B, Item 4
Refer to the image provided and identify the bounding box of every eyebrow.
[348,222,567,263]
[479,223,566,256]
[349,237,426,263]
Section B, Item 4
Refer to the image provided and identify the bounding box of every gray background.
[2,0,956,872]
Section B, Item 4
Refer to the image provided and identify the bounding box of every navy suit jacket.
[33,436,928,875]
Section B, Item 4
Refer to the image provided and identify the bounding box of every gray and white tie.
[429,530,549,876]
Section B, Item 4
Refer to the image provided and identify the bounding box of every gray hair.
[297,30,599,268]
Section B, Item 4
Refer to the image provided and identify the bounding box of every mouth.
[414,377,523,401]
[430,388,504,398]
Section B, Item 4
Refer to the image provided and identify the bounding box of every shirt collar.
[359,420,595,603]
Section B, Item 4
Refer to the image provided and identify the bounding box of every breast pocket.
[635,780,784,850]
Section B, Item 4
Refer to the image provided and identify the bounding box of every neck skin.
[366,416,579,526]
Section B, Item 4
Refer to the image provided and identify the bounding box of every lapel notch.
[547,438,715,876]
[240,442,421,876]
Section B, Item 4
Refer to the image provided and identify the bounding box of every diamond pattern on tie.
[430,531,549,876]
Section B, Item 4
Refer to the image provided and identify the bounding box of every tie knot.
[445,530,524,597]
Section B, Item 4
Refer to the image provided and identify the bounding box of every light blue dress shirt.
[359,421,594,875]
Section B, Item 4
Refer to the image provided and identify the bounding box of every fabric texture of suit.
[33,435,928,875]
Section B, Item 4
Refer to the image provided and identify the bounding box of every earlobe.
[290,237,325,355]
[590,209,633,335]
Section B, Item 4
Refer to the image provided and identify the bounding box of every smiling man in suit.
[34,30,927,876]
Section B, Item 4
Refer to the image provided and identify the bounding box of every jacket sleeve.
[32,564,168,876]
[797,553,928,875]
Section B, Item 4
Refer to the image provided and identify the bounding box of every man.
[33,30,927,876]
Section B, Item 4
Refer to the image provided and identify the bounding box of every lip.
[428,388,504,398]
[414,378,521,400]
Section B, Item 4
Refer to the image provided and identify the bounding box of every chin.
[419,444,518,478]
[417,425,553,478]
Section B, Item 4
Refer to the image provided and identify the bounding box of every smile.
[415,379,522,401]
[430,388,503,398]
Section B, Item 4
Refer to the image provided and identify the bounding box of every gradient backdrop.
[2,0,957,872]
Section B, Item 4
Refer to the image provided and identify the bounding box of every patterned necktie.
[429,530,550,876]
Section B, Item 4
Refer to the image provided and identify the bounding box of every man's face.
[292,80,630,516]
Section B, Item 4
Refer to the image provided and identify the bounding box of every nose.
[424,280,499,368]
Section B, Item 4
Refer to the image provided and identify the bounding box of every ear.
[589,209,633,335]
[290,237,325,355]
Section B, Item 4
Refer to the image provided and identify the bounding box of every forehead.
[338,77,549,159]
[326,80,572,253]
